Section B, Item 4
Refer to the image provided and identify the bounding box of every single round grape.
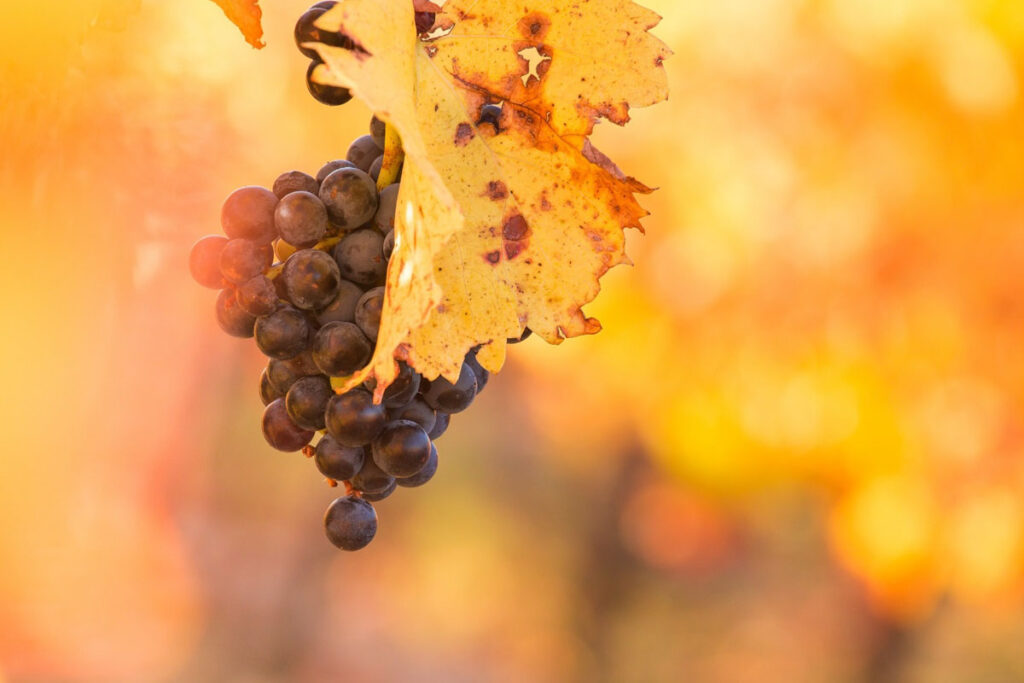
[464,349,490,392]
[316,159,355,184]
[397,443,437,488]
[368,155,383,182]
[274,191,328,248]
[267,352,320,394]
[312,321,372,376]
[314,434,365,481]
[295,5,352,59]
[508,327,532,344]
[373,184,399,234]
[422,363,478,413]
[389,398,436,433]
[190,235,229,289]
[315,279,363,325]
[306,60,353,106]
[354,286,384,341]
[285,374,333,431]
[371,419,431,478]
[219,238,270,284]
[369,115,386,148]
[255,305,310,359]
[273,170,319,198]
[350,454,394,494]
[346,135,382,173]
[262,398,314,452]
[215,288,257,338]
[319,167,378,230]
[237,275,279,317]
[382,230,395,260]
[325,389,386,447]
[221,186,278,243]
[427,412,450,440]
[324,495,377,551]
[281,249,341,310]
[334,230,386,287]
[362,479,397,502]
[259,368,283,406]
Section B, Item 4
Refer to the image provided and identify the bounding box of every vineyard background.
[2,1,1024,681]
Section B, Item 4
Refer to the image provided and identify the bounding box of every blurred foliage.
[1,0,1023,681]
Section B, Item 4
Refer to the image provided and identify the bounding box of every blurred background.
[2,1,1024,681]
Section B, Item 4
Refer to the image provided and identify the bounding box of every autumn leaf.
[313,0,668,394]
[209,0,264,48]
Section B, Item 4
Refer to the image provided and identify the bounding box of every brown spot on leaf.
[505,241,528,260]
[454,122,475,146]
[485,180,508,201]
[518,12,550,40]
[540,194,552,211]
[502,213,529,241]
[484,250,501,265]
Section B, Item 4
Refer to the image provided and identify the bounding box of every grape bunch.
[294,1,438,108]
[190,114,527,550]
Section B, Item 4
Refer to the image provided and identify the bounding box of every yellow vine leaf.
[209,0,264,48]
[314,0,669,395]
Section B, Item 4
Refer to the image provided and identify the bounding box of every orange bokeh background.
[2,1,1024,680]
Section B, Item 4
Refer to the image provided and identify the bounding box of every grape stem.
[376,122,404,191]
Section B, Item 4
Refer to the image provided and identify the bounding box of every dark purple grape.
[260,368,283,406]
[307,60,353,106]
[273,170,319,198]
[319,167,378,229]
[219,238,271,284]
[350,455,394,494]
[371,419,431,478]
[255,305,310,359]
[315,279,363,325]
[325,389,387,447]
[427,412,450,439]
[389,398,436,433]
[262,398,314,452]
[316,159,355,184]
[373,184,399,234]
[477,103,503,133]
[422,363,478,413]
[368,362,420,408]
[215,288,257,338]
[274,191,328,248]
[221,186,278,243]
[285,374,333,431]
[237,275,279,316]
[508,327,532,344]
[415,11,436,34]
[346,135,382,173]
[281,249,341,310]
[314,434,365,481]
[362,479,396,502]
[334,230,386,287]
[370,115,386,148]
[295,4,353,59]
[354,286,384,341]
[382,230,395,260]
[368,155,383,182]
[397,443,437,488]
[267,352,320,394]
[312,321,372,376]
[324,495,377,551]
[465,349,490,392]
[190,235,229,288]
